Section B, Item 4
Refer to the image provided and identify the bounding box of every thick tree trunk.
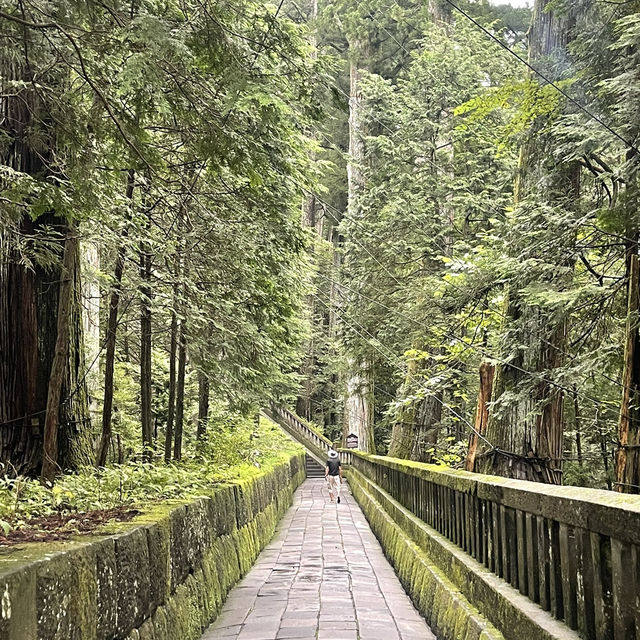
[344,362,375,452]
[428,0,452,24]
[0,56,90,477]
[197,371,209,442]
[96,170,134,467]
[411,394,442,462]
[465,362,495,471]
[389,355,442,462]
[173,317,187,461]
[616,252,640,492]
[41,231,78,481]
[388,359,418,459]
[480,304,567,483]
[343,46,376,453]
[81,240,101,415]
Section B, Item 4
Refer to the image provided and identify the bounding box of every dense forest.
[1,0,640,500]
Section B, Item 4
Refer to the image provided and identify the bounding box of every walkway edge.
[348,467,581,640]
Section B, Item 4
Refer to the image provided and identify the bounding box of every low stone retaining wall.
[0,453,305,640]
[344,451,636,640]
[348,463,582,640]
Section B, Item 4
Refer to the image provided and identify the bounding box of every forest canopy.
[1,0,640,496]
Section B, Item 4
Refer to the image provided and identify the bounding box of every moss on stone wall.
[347,468,505,640]
[348,468,581,640]
[0,453,305,640]
[348,467,580,640]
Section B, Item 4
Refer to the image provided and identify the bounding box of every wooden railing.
[267,405,348,464]
[346,451,640,640]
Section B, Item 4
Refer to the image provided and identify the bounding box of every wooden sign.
[346,433,359,449]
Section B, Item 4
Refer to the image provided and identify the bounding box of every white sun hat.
[328,449,339,459]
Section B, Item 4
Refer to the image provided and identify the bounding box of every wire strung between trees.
[312,289,496,450]
[312,268,640,431]
[302,13,631,395]
[314,288,614,470]
[312,288,587,471]
[440,0,640,155]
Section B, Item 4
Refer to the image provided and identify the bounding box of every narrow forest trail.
[201,479,435,640]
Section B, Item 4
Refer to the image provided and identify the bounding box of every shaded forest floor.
[0,416,303,546]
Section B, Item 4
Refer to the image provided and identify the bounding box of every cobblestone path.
[201,478,436,640]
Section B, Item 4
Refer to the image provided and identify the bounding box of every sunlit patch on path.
[202,478,436,640]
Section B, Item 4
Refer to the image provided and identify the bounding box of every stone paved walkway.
[201,478,436,640]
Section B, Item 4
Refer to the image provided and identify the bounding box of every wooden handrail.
[268,405,348,464]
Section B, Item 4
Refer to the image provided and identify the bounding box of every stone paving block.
[316,633,358,640]
[276,626,317,638]
[318,620,358,630]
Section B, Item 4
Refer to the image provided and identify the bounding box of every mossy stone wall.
[347,467,504,640]
[0,453,305,640]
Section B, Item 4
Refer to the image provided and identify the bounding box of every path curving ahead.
[201,478,436,640]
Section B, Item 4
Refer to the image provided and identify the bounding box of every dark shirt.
[326,458,341,476]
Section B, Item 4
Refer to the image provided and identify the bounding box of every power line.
[314,286,601,468]
[312,290,615,466]
[303,5,631,396]
[313,270,638,430]
[305,178,628,398]
[441,0,640,155]
[312,289,496,451]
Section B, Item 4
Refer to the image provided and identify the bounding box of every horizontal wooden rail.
[267,405,348,465]
[344,451,640,640]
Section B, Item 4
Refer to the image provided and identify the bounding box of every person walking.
[325,449,343,503]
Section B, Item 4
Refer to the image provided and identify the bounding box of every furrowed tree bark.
[96,169,134,467]
[428,0,452,24]
[616,251,640,492]
[41,230,78,482]
[389,355,442,462]
[343,38,375,453]
[197,370,209,442]
[388,360,418,459]
[0,52,90,477]
[465,361,495,471]
[477,0,578,484]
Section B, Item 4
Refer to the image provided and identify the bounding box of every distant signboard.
[346,433,359,449]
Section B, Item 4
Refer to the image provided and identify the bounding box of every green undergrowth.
[297,415,333,444]
[0,415,302,532]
